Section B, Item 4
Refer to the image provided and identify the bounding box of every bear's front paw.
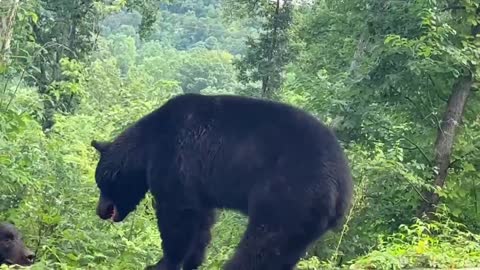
[144,264,157,270]
[144,258,180,270]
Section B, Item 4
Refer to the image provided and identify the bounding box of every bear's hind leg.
[223,183,332,270]
[222,220,310,270]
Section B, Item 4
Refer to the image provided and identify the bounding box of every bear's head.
[91,140,148,223]
[0,223,35,266]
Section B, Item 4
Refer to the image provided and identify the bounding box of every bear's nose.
[25,251,35,264]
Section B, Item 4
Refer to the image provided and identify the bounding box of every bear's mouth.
[98,198,122,222]
[106,204,120,222]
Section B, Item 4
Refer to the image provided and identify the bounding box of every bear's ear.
[91,140,111,153]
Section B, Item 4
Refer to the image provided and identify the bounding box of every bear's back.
[162,93,329,136]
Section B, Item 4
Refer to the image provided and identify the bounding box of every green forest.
[1,0,479,269]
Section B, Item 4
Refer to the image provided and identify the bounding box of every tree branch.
[449,143,480,168]
[440,5,465,12]
[400,134,433,167]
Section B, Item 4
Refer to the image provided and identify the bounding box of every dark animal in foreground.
[91,93,353,270]
[0,223,35,266]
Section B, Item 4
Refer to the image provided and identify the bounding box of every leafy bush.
[350,208,480,269]
[2,0,480,269]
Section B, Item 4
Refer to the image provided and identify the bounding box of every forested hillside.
[1,0,479,269]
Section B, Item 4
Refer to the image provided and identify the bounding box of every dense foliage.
[1,0,479,269]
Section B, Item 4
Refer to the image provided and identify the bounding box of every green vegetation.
[1,0,479,269]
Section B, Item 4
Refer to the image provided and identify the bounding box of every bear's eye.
[97,181,110,193]
[97,179,117,198]
[0,232,15,241]
[100,169,120,182]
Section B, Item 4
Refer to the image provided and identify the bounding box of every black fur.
[0,223,35,266]
[91,93,353,270]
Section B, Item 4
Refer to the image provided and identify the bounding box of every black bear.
[0,223,35,266]
[91,93,353,270]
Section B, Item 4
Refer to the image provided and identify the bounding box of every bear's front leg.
[145,257,176,270]
[182,209,216,270]
[145,204,200,270]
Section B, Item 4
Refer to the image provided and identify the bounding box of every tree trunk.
[0,0,20,69]
[348,31,368,81]
[261,0,281,98]
[419,9,479,218]
[419,73,473,217]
